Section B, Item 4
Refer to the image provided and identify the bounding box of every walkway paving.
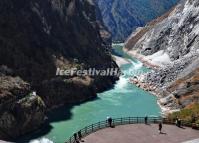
[83,124,199,143]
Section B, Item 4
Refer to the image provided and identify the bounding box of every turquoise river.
[18,44,161,143]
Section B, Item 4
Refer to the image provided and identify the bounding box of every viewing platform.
[84,124,199,143]
[65,117,199,143]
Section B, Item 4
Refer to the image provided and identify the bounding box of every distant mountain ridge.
[95,0,179,41]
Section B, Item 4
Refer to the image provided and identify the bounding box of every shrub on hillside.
[168,103,199,126]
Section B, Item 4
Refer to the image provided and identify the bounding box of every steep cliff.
[0,0,118,139]
[0,70,46,140]
[125,0,199,111]
[96,0,179,41]
[165,58,199,109]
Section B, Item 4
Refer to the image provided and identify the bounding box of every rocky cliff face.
[0,0,118,139]
[125,0,199,111]
[95,0,179,41]
[166,62,199,109]
[0,70,46,140]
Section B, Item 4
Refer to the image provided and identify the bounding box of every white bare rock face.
[126,0,199,86]
[129,0,199,61]
[125,0,199,111]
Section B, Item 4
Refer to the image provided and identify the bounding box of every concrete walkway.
[83,124,199,143]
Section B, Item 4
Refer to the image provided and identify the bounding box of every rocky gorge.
[1,0,199,141]
[125,0,199,113]
[0,0,119,140]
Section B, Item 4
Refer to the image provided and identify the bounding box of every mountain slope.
[0,0,118,139]
[125,0,199,111]
[96,0,179,41]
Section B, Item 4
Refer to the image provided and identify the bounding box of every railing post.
[98,122,100,129]
[129,117,130,124]
[137,117,138,123]
[85,126,87,134]
[92,124,93,131]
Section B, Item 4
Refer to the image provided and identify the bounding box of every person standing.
[74,133,78,141]
[145,116,148,124]
[178,119,182,127]
[159,122,162,134]
[176,117,182,127]
[78,130,82,142]
[107,117,113,127]
[175,117,179,127]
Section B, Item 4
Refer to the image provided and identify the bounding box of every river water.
[19,44,161,143]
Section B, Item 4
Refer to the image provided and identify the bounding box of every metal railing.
[163,118,199,128]
[65,116,199,143]
[64,116,162,143]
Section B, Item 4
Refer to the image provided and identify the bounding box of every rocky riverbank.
[123,49,160,70]
[128,50,199,114]
[112,55,130,67]
[130,74,179,114]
